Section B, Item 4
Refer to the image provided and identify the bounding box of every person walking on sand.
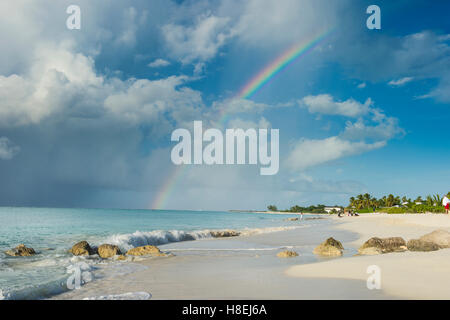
[443,194,450,214]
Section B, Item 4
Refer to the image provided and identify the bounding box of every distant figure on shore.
[443,194,450,214]
[299,212,304,220]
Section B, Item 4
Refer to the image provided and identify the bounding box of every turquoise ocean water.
[0,207,317,299]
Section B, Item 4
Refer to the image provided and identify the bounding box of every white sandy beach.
[287,213,450,299]
[52,213,450,300]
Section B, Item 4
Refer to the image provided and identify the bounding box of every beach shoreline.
[50,213,450,300]
[286,213,450,299]
[229,210,326,215]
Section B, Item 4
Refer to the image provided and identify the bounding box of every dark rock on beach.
[5,244,36,257]
[313,237,344,256]
[69,241,96,256]
[358,237,407,255]
[407,239,440,252]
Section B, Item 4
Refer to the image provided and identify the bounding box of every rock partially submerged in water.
[69,241,96,256]
[313,237,343,256]
[5,244,36,257]
[126,245,165,257]
[284,217,299,221]
[358,237,407,255]
[419,230,450,248]
[407,239,440,252]
[277,250,299,258]
[98,244,122,258]
[210,230,240,238]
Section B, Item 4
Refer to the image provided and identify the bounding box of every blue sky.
[0,0,449,210]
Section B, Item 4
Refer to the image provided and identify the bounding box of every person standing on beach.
[443,194,450,214]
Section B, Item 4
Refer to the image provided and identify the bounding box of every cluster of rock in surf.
[3,229,242,258]
[3,240,167,259]
[276,229,450,258]
[68,241,167,259]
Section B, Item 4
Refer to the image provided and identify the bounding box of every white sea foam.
[83,291,151,300]
[0,289,8,300]
[105,229,213,251]
[105,225,307,251]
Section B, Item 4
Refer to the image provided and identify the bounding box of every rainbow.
[237,29,332,100]
[151,28,333,209]
[152,165,185,210]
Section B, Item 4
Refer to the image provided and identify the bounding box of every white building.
[324,206,343,213]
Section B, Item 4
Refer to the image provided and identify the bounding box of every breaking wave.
[105,225,306,251]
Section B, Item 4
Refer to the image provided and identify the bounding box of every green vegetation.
[288,205,327,213]
[267,204,329,213]
[348,192,449,214]
[281,204,328,213]
[382,204,445,214]
[266,191,449,215]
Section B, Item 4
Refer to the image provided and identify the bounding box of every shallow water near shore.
[0,206,324,299]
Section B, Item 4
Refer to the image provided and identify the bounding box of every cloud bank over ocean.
[0,0,449,210]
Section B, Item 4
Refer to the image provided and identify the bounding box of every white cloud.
[0,137,20,160]
[211,98,268,116]
[0,40,205,129]
[148,58,171,68]
[288,94,402,172]
[114,7,140,47]
[193,62,206,75]
[337,30,450,102]
[300,94,372,118]
[388,77,414,87]
[227,117,270,130]
[104,75,203,127]
[418,74,450,102]
[357,82,366,89]
[286,136,385,171]
[341,112,403,141]
[232,0,338,48]
[0,42,104,127]
[162,13,236,63]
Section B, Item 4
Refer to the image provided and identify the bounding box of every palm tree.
[356,194,364,209]
[349,197,356,208]
[433,194,442,206]
[386,194,395,207]
[381,196,387,207]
